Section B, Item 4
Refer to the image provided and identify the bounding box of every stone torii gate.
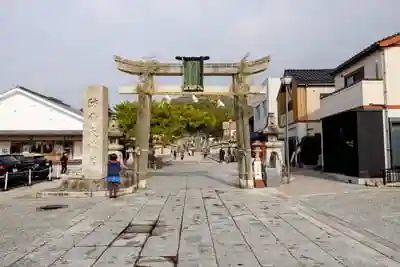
[114,55,270,189]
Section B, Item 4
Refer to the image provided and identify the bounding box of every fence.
[382,167,400,185]
[1,167,53,191]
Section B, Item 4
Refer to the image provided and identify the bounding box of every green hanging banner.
[176,56,209,92]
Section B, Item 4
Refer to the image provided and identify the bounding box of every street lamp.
[280,75,292,182]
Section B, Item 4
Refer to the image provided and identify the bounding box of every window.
[344,67,365,87]
[262,100,267,113]
[42,142,54,154]
[31,142,42,153]
[255,105,261,120]
[390,122,400,167]
[288,100,293,111]
[0,155,19,164]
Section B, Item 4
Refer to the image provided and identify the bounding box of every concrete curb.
[35,184,138,198]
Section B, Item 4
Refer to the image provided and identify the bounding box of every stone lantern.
[252,140,265,188]
[108,113,124,162]
[262,113,285,187]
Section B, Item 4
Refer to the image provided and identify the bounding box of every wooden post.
[241,94,253,186]
[232,75,246,188]
[136,93,151,189]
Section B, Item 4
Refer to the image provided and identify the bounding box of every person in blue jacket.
[107,153,121,198]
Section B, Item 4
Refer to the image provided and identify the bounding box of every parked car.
[12,154,51,180]
[0,154,26,186]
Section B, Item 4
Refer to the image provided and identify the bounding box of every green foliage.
[114,96,238,144]
[114,101,138,138]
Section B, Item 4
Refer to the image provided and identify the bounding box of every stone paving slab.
[92,247,140,266]
[2,162,400,266]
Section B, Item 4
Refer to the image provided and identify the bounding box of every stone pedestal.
[264,140,284,187]
[82,85,109,180]
[239,178,254,189]
[252,141,265,188]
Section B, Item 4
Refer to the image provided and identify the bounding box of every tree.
[113,96,240,143]
[114,101,138,138]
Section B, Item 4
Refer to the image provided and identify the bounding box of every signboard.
[176,56,209,92]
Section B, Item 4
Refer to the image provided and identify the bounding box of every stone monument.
[263,113,284,187]
[57,85,109,192]
[82,85,109,180]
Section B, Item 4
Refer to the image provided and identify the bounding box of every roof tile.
[283,69,334,84]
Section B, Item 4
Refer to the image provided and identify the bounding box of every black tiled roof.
[13,86,83,116]
[283,69,334,85]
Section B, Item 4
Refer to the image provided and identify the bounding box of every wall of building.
[306,86,335,120]
[278,84,334,128]
[322,110,385,177]
[357,111,385,177]
[322,111,359,176]
[249,77,280,132]
[0,136,82,160]
[319,80,384,119]
[250,94,267,132]
[332,47,400,106]
[0,92,83,131]
[384,46,400,105]
[264,77,280,120]
[334,51,382,89]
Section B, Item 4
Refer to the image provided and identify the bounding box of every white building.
[249,77,281,133]
[0,86,84,160]
[319,32,400,177]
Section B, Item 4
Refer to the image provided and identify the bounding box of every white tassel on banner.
[163,95,171,103]
[217,99,225,108]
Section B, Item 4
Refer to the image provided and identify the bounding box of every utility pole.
[285,85,290,180]
[280,75,292,183]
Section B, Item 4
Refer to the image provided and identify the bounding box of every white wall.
[319,80,384,119]
[0,91,83,131]
[331,46,400,110]
[384,46,400,105]
[334,51,382,90]
[249,77,280,132]
[287,122,321,141]
[306,86,335,120]
[264,77,280,120]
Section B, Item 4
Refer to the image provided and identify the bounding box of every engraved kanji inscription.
[89,124,99,138]
[87,97,98,108]
[88,112,97,120]
[90,155,97,165]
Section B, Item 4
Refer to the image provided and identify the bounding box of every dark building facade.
[322,110,385,177]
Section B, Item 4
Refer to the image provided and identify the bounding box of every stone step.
[265,168,281,187]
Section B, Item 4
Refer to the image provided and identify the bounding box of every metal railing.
[1,167,53,191]
[382,167,400,185]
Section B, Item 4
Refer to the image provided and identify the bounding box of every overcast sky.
[0,0,398,107]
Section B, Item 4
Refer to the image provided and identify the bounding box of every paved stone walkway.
[0,160,400,266]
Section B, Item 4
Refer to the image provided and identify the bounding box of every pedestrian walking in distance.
[180,148,185,160]
[107,154,121,198]
[219,148,225,163]
[60,152,68,174]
